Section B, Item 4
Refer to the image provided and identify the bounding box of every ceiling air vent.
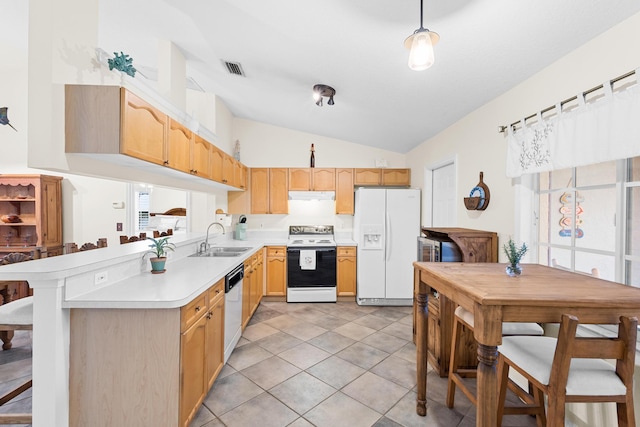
[222,60,245,77]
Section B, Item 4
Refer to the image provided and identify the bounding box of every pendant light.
[404,0,439,71]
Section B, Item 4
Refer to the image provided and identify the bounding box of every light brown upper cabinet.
[354,168,411,186]
[167,118,192,173]
[65,85,246,190]
[191,135,211,179]
[288,168,335,191]
[335,168,354,214]
[354,168,381,186]
[210,145,224,183]
[250,168,288,214]
[121,90,168,166]
[382,168,411,186]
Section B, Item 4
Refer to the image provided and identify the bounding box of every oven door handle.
[287,247,336,253]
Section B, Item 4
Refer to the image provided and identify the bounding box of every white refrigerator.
[354,188,421,305]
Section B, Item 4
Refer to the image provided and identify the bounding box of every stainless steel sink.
[189,247,252,257]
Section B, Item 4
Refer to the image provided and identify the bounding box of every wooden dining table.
[414,262,640,427]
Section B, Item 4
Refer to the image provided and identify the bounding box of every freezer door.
[355,188,386,300]
[385,189,421,299]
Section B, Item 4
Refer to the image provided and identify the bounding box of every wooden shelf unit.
[416,227,498,377]
[0,174,63,258]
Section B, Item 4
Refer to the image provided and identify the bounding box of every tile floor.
[0,301,538,427]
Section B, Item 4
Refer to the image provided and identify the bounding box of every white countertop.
[0,232,356,310]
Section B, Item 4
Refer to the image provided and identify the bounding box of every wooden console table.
[414,262,640,426]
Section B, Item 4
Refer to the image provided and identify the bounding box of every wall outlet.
[94,271,108,285]
[116,222,123,231]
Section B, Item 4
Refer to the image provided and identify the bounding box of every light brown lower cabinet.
[69,278,226,427]
[266,246,287,296]
[337,246,356,297]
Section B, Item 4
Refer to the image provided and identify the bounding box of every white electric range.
[286,225,337,302]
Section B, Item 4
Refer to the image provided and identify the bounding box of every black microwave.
[417,236,462,262]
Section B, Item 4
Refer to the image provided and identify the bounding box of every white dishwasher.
[224,263,244,363]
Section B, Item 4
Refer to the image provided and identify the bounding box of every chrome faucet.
[199,222,226,253]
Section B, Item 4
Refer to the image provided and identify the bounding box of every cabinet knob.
[163,160,169,165]
[195,305,201,312]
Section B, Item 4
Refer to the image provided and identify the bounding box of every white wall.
[233,118,406,168]
[407,11,640,262]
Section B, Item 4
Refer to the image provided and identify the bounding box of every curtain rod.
[498,69,637,134]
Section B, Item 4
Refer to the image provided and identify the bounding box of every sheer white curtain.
[506,69,640,178]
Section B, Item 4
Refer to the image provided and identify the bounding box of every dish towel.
[299,250,316,270]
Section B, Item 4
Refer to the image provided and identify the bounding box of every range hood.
[288,191,335,201]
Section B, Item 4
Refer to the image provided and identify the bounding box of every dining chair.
[446,305,544,409]
[0,254,34,424]
[497,313,637,427]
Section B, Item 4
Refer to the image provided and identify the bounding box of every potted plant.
[503,239,528,277]
[146,236,175,274]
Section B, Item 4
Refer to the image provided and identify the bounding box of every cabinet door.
[210,145,224,183]
[354,168,381,186]
[312,168,335,191]
[191,135,211,179]
[250,168,269,214]
[335,168,354,214]
[206,286,224,389]
[242,260,252,329]
[382,168,411,186]
[180,314,207,427]
[337,247,356,296]
[289,168,311,190]
[269,168,289,214]
[167,119,192,173]
[222,154,235,186]
[41,177,62,248]
[121,90,167,166]
[266,247,287,296]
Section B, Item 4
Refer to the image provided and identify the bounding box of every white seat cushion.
[499,335,627,396]
[454,306,544,336]
[0,296,34,326]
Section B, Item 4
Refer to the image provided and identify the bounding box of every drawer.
[208,278,224,305]
[337,246,356,257]
[267,246,286,257]
[180,291,208,332]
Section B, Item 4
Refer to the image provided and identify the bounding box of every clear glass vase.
[506,263,522,277]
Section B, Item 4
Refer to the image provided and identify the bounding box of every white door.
[355,188,386,300]
[386,189,421,299]
[432,163,456,226]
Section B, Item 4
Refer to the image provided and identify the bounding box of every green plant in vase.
[503,239,528,277]
[146,236,176,274]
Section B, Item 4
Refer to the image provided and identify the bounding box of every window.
[536,156,640,286]
[136,191,150,232]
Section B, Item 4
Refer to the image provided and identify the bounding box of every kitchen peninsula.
[0,233,271,426]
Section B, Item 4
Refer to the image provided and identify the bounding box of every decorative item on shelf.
[233,139,241,161]
[310,143,315,168]
[145,236,175,274]
[1,214,21,224]
[0,107,17,131]
[464,171,490,211]
[313,84,335,106]
[503,238,528,277]
[404,0,439,71]
[107,51,137,77]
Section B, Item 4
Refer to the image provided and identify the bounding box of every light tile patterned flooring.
[0,301,537,427]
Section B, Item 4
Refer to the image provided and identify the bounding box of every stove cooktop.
[287,225,335,247]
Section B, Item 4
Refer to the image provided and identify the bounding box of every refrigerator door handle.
[385,212,391,262]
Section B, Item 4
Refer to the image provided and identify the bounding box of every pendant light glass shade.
[405,30,439,71]
[404,0,439,71]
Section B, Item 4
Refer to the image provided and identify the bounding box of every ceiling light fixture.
[404,0,439,71]
[313,84,335,107]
